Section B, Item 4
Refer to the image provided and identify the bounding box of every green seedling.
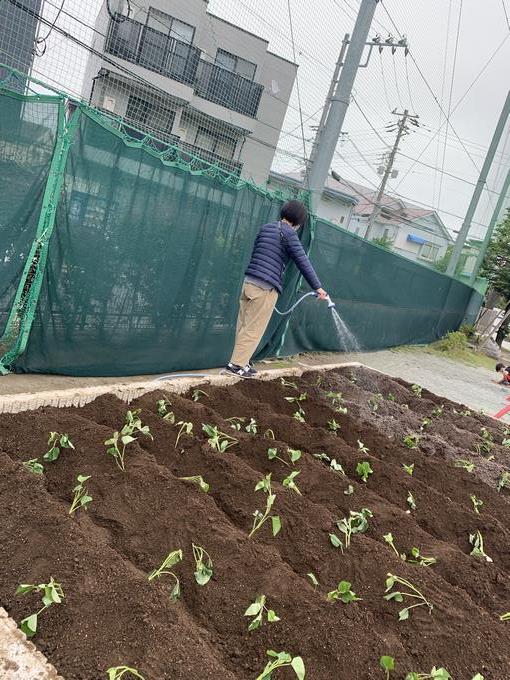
[459,409,472,417]
[469,530,493,562]
[383,533,406,561]
[192,543,213,585]
[244,594,280,631]
[344,484,354,495]
[403,463,414,476]
[105,410,153,471]
[246,418,258,434]
[16,577,65,638]
[264,428,276,439]
[431,405,444,418]
[368,395,382,412]
[386,393,396,401]
[282,470,302,495]
[498,471,510,491]
[470,494,483,514]
[156,399,175,423]
[455,459,475,473]
[23,458,44,474]
[411,384,422,398]
[327,580,361,603]
[307,573,319,589]
[255,650,305,680]
[349,371,358,383]
[107,667,145,680]
[420,418,431,430]
[69,474,92,515]
[178,475,209,493]
[313,452,344,474]
[499,612,510,621]
[407,491,416,511]
[475,427,494,456]
[284,392,307,411]
[280,377,298,390]
[325,391,348,413]
[226,416,244,431]
[357,440,369,454]
[384,573,433,621]
[330,508,373,551]
[403,434,419,449]
[174,421,193,449]
[502,437,510,448]
[405,668,451,680]
[43,432,74,462]
[293,411,306,423]
[202,424,238,453]
[268,448,291,467]
[148,549,183,601]
[380,656,395,679]
[249,474,281,539]
[408,547,437,567]
[327,419,341,434]
[356,461,373,482]
[191,389,208,402]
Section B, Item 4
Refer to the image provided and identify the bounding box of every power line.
[502,0,510,31]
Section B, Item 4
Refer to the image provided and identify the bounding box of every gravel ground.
[1,348,509,419]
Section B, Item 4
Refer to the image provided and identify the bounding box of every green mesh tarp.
[0,92,58,341]
[0,89,481,376]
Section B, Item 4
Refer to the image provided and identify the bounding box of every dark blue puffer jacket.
[245,221,322,294]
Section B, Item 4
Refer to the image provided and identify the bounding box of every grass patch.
[395,332,498,370]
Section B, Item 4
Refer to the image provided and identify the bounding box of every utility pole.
[446,89,510,277]
[305,0,378,211]
[468,166,510,284]
[364,109,418,240]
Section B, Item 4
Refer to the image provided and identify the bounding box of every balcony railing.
[105,15,200,87]
[194,60,263,118]
[179,141,243,175]
[104,16,263,118]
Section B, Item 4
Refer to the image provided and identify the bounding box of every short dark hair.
[280,200,307,226]
[496,363,505,371]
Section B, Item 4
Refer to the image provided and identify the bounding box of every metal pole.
[307,34,350,169]
[306,0,378,212]
[468,166,510,285]
[365,109,409,240]
[446,89,510,277]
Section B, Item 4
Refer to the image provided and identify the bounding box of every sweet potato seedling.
[405,668,451,680]
[379,656,395,679]
[282,470,302,495]
[148,549,183,601]
[386,393,396,401]
[178,475,209,493]
[408,547,437,567]
[307,573,319,589]
[403,463,414,476]
[403,434,419,449]
[313,452,345,474]
[202,424,238,452]
[455,459,475,473]
[107,667,145,680]
[357,440,369,454]
[245,418,258,434]
[407,491,417,511]
[244,595,280,630]
[470,494,483,514]
[192,389,208,402]
[469,530,493,562]
[411,384,422,398]
[356,461,373,482]
[330,508,373,551]
[255,650,305,680]
[499,612,510,621]
[420,418,431,430]
[156,399,175,423]
[284,393,307,414]
[264,428,276,439]
[69,474,92,515]
[192,543,213,585]
[383,533,406,561]
[475,427,494,456]
[368,395,382,412]
[293,411,306,423]
[174,421,193,449]
[249,474,281,538]
[328,419,341,434]
[327,580,361,603]
[43,432,74,462]
[280,377,298,390]
[325,391,348,414]
[431,405,444,418]
[497,471,510,492]
[344,484,354,495]
[23,458,44,474]
[226,416,244,431]
[16,577,65,638]
[384,573,433,620]
[105,410,153,470]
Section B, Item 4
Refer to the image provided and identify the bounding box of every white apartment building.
[83,0,297,184]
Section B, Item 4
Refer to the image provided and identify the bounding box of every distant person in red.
[493,363,510,385]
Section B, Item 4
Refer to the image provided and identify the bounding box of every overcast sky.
[27,0,510,239]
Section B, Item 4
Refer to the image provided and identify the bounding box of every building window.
[126,95,176,135]
[419,242,440,261]
[194,127,236,159]
[146,8,195,44]
[215,48,256,80]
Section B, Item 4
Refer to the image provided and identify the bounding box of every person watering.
[226,200,328,378]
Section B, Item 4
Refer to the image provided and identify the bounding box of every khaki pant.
[230,282,278,367]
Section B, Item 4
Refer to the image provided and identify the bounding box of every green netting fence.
[0,75,481,377]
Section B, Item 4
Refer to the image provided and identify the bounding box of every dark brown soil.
[1,366,510,680]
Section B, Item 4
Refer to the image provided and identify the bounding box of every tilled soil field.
[1,367,510,680]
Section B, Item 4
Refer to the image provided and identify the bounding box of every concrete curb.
[0,363,363,414]
[0,608,64,680]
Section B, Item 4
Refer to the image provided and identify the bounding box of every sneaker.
[225,362,256,378]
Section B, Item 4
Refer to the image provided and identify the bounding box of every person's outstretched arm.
[283,227,327,297]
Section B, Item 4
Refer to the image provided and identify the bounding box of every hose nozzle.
[325,295,336,309]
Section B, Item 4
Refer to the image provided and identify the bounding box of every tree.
[433,245,466,276]
[371,235,393,250]
[480,210,510,346]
